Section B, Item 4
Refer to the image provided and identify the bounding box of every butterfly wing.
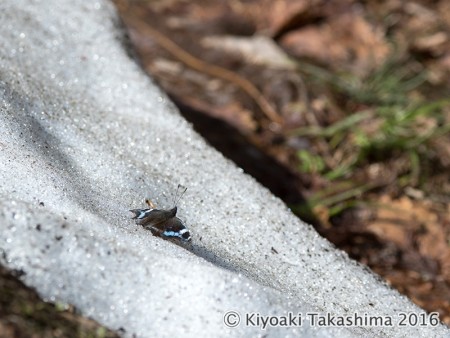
[130,208,170,228]
[130,208,190,242]
[160,217,191,242]
[130,208,154,224]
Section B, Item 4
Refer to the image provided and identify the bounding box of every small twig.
[120,8,283,124]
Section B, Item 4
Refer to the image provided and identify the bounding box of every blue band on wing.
[163,228,191,242]
[136,209,153,219]
[163,230,178,237]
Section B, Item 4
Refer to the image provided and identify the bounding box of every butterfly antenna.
[173,184,187,206]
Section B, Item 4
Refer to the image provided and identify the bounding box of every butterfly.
[130,185,191,242]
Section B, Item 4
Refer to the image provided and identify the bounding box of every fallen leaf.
[280,13,390,76]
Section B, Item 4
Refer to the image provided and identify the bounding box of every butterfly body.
[130,186,191,242]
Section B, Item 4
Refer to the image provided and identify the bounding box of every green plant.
[294,56,450,218]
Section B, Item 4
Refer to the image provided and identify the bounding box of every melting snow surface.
[0,1,448,337]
